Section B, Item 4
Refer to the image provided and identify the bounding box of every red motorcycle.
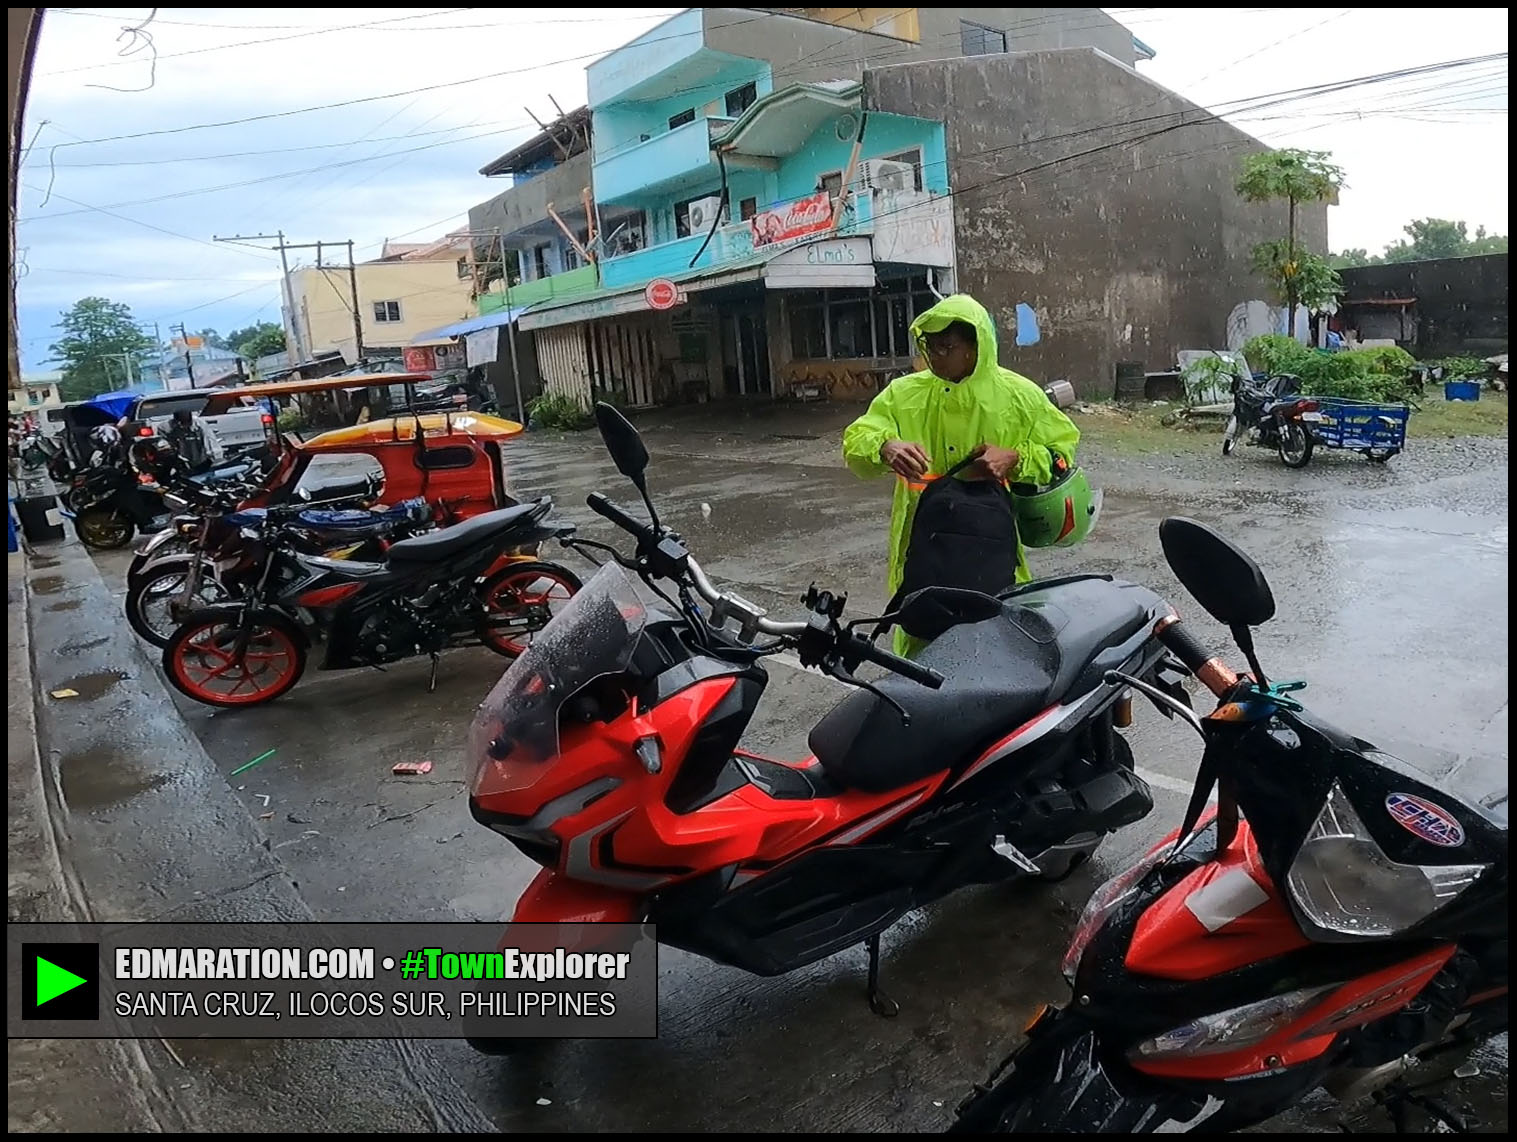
[948,517,1507,1134]
[465,404,1177,1052]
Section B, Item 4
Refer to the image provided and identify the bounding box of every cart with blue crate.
[1307,396,1410,464]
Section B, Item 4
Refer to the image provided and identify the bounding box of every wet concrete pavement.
[30,404,1510,1132]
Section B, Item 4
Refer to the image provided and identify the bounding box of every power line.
[14,184,279,260]
[38,14,776,151]
[48,9,477,76]
[53,9,681,34]
[35,116,535,168]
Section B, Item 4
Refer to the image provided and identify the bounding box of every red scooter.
[948,517,1507,1133]
[464,404,1180,1052]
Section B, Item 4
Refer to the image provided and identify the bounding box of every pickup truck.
[124,390,275,459]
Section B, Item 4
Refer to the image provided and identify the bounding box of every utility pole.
[346,240,364,365]
[214,231,300,368]
[172,323,196,388]
[152,321,166,387]
[218,232,367,368]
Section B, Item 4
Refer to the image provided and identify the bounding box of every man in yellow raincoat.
[842,293,1080,657]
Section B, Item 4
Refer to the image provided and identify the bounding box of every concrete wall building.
[865,49,1327,395]
[444,7,1310,407]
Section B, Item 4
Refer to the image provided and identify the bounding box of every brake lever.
[831,662,911,726]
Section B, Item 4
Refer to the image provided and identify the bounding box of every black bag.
[887,453,1019,642]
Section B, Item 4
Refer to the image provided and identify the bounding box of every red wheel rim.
[482,568,576,655]
[170,619,299,705]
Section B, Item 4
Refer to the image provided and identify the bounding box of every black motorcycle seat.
[385,501,547,562]
[810,578,1152,794]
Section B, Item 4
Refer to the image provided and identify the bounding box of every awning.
[411,306,529,344]
[517,262,768,332]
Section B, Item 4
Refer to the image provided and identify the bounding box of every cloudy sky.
[15,6,1508,372]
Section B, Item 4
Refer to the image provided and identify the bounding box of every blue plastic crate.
[1444,381,1481,402]
[1311,397,1410,454]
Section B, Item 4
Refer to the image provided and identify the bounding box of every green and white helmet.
[1012,462,1102,548]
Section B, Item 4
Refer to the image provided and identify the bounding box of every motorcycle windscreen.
[467,561,648,797]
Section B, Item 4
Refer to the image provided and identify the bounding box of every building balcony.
[592,116,741,206]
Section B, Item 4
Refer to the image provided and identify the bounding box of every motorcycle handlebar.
[587,491,940,689]
[847,632,945,689]
[1153,615,1239,698]
[586,492,658,548]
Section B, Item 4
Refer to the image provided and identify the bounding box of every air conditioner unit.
[686,195,725,232]
[857,158,916,194]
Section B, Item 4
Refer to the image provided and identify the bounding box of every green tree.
[1250,241,1341,311]
[49,297,155,401]
[1236,148,1346,335]
[1328,247,1374,269]
[1380,218,1509,263]
[196,328,228,349]
[227,321,286,359]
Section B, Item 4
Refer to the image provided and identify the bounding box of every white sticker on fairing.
[1184,867,1270,933]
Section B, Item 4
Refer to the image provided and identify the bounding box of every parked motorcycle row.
[78,405,1506,1133]
[112,429,586,708]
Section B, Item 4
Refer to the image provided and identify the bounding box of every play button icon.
[22,943,100,1020]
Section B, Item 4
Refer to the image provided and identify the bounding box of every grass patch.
[1407,393,1508,438]
[1072,393,1507,455]
[1070,403,1220,455]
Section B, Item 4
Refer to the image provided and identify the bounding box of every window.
[740,197,758,221]
[789,299,828,360]
[456,256,470,281]
[373,300,402,323]
[819,170,843,199]
[668,107,696,130]
[415,445,477,471]
[879,147,925,193]
[961,20,1007,57]
[28,391,41,404]
[533,245,550,279]
[724,81,758,118]
[828,296,874,358]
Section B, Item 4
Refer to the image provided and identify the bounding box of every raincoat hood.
[909,294,1000,386]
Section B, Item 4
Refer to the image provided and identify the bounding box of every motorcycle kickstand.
[865,933,899,1018]
[427,652,440,694]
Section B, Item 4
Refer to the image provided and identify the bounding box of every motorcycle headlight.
[1129,984,1338,1061]
[1285,782,1486,942]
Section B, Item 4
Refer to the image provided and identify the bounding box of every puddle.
[60,636,111,654]
[31,575,68,596]
[57,746,171,810]
[45,600,82,612]
[52,670,130,701]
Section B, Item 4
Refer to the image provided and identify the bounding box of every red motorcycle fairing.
[1120,820,1459,1082]
[514,869,641,925]
[1124,822,1310,982]
[479,673,950,907]
[1130,942,1456,1082]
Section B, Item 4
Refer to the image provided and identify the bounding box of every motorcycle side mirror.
[896,586,1003,632]
[594,402,649,485]
[594,401,660,531]
[1158,517,1275,628]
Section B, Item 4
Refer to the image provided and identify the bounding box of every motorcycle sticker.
[1384,793,1465,848]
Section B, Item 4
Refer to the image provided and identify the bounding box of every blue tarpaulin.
[411,306,529,344]
[81,390,140,421]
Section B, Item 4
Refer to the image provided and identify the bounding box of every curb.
[9,538,498,1133]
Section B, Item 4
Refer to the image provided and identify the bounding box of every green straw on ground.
[230,748,276,777]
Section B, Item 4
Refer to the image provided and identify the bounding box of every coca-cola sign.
[749,191,834,248]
